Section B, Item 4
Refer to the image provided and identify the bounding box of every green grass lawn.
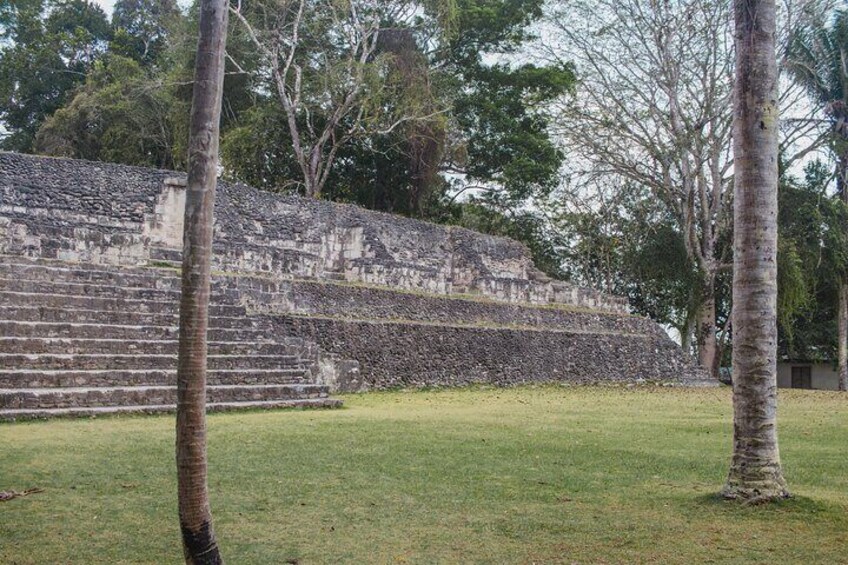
[2,386,847,564]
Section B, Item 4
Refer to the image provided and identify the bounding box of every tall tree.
[0,0,111,151]
[35,53,179,168]
[776,162,848,362]
[229,0,448,198]
[176,0,228,561]
[545,0,832,377]
[224,0,572,211]
[546,0,735,378]
[110,0,179,66]
[786,9,848,391]
[440,0,574,209]
[722,0,789,501]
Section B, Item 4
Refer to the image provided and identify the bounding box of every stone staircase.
[0,256,342,421]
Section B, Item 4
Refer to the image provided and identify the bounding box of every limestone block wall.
[0,152,628,313]
[222,276,664,337]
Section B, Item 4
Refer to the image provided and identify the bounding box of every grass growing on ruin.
[2,386,847,564]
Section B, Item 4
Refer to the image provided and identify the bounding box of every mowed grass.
[2,386,847,564]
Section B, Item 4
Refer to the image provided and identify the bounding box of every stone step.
[0,320,179,340]
[0,260,251,310]
[0,278,183,301]
[0,257,245,296]
[0,368,308,388]
[0,256,182,289]
[149,246,183,264]
[0,307,266,328]
[0,320,275,342]
[0,278,214,305]
[0,337,292,356]
[0,291,246,316]
[0,353,300,371]
[0,397,343,421]
[0,383,329,410]
[0,277,242,303]
[0,256,344,417]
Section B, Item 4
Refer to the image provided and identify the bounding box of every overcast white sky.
[94,0,115,15]
[94,0,192,16]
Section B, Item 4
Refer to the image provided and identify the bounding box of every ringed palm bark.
[176,0,228,562]
[786,10,848,391]
[722,0,790,501]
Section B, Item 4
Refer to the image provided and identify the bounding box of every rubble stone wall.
[270,314,700,390]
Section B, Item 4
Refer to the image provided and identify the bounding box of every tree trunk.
[176,0,228,562]
[722,0,789,501]
[696,272,719,379]
[838,151,848,392]
[839,283,848,391]
[306,150,321,198]
[680,311,696,356]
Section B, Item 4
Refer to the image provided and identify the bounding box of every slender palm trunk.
[176,0,228,562]
[722,0,789,501]
[839,284,848,391]
[839,152,848,392]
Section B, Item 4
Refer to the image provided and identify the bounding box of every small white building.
[776,361,840,390]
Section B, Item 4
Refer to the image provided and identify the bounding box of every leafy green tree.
[110,0,179,66]
[35,54,178,168]
[786,8,848,390]
[777,162,848,362]
[0,0,111,151]
[35,0,256,170]
[619,203,706,351]
[443,0,575,204]
[552,183,708,351]
[219,103,302,191]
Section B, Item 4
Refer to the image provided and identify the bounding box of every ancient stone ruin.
[0,152,709,419]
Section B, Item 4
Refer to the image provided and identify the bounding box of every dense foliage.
[0,0,111,151]
[777,163,848,361]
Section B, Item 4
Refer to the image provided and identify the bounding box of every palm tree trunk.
[176,0,228,562]
[839,282,848,391]
[722,0,789,501]
[839,152,848,392]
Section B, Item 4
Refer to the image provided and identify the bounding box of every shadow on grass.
[694,492,834,515]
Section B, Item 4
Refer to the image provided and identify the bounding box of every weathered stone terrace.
[0,153,711,418]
